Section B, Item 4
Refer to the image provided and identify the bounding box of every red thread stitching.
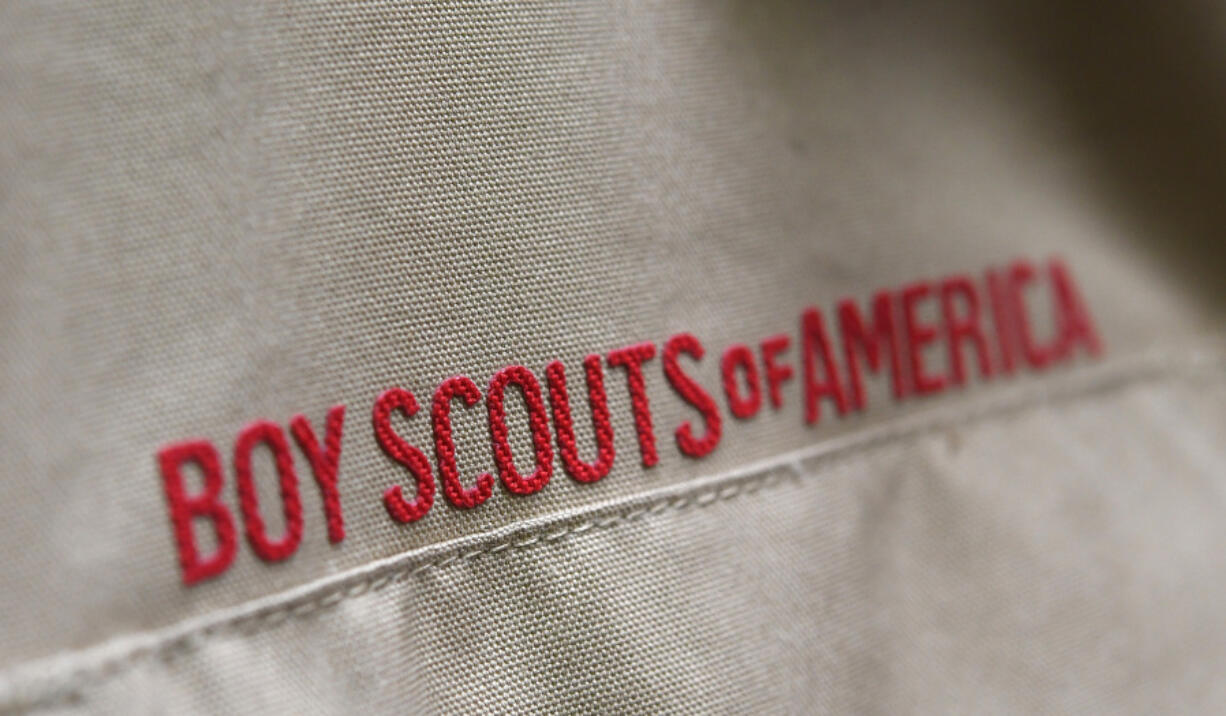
[720,344,762,419]
[900,282,948,395]
[662,333,723,458]
[150,256,1108,587]
[289,406,346,543]
[940,276,993,386]
[372,389,436,524]
[759,334,794,410]
[486,366,554,496]
[1048,257,1104,360]
[546,356,615,483]
[801,307,851,424]
[837,291,907,408]
[986,268,1019,375]
[73,359,1153,708]
[233,421,304,563]
[431,377,495,509]
[157,441,238,585]
[607,342,659,467]
[1007,260,1055,369]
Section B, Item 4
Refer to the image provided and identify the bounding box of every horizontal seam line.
[5,346,1224,711]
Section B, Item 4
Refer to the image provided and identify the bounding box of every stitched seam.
[5,346,1223,712]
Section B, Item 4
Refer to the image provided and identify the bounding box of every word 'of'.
[158,257,1102,585]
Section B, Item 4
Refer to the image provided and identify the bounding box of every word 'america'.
[158,257,1102,585]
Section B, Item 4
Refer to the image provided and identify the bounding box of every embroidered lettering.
[1049,258,1104,360]
[154,256,1105,585]
[837,291,906,408]
[940,276,993,386]
[801,308,850,424]
[373,389,435,524]
[607,342,659,468]
[900,282,947,395]
[487,366,554,496]
[1008,260,1054,369]
[289,406,347,543]
[158,441,238,585]
[986,267,1019,375]
[233,421,304,563]
[546,356,615,483]
[760,334,794,411]
[720,344,762,419]
[432,377,494,509]
[662,333,723,459]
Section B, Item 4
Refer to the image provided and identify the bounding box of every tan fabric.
[1,0,1225,712]
[11,360,1226,714]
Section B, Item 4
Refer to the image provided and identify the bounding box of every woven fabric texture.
[2,0,1225,712]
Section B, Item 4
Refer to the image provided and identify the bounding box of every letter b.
[158,441,238,585]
